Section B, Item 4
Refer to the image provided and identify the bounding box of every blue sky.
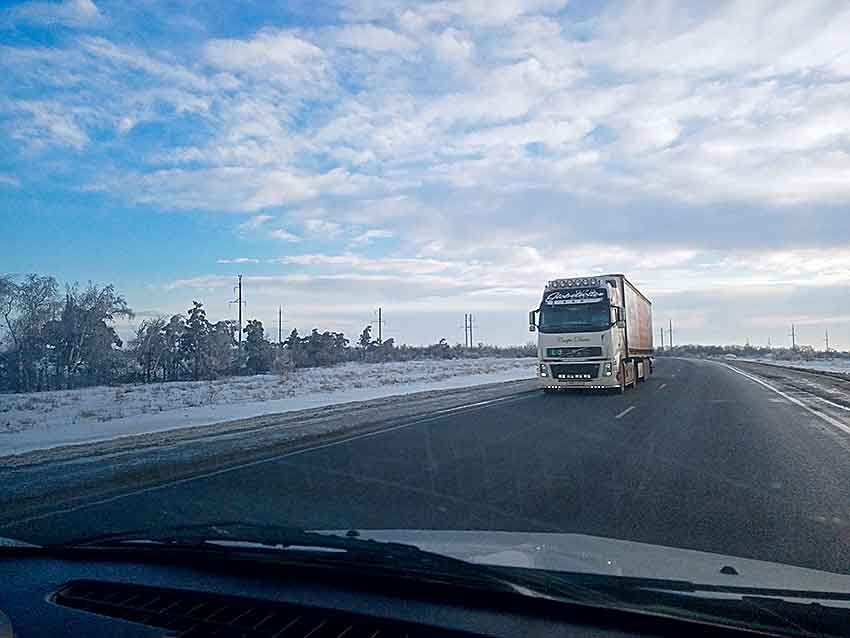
[3,0,850,348]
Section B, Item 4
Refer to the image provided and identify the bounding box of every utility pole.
[469,313,474,348]
[790,324,797,351]
[229,274,245,344]
[825,329,830,353]
[767,336,771,349]
[660,327,665,351]
[377,307,383,343]
[668,319,673,349]
[464,314,469,348]
[278,306,283,344]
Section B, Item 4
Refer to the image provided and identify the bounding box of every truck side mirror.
[612,306,625,328]
[528,310,537,332]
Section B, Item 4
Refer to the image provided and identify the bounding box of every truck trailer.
[529,274,653,392]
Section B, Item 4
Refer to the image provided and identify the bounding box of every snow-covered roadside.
[0,358,535,457]
[735,358,850,376]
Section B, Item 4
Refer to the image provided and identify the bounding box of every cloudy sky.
[3,0,850,348]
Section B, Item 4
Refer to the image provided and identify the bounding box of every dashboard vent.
[52,580,472,637]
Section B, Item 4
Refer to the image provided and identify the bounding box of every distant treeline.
[0,273,534,393]
[657,344,848,359]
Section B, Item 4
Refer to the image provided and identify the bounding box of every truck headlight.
[539,363,549,377]
[603,361,613,376]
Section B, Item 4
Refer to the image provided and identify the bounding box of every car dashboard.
[0,550,772,637]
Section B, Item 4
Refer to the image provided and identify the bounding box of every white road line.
[615,406,636,419]
[657,383,667,391]
[1,393,530,529]
[724,365,850,437]
[810,395,850,413]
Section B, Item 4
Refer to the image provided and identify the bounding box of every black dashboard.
[0,550,772,637]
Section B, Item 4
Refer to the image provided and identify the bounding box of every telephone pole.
[790,324,797,351]
[825,329,830,353]
[469,313,474,348]
[278,306,283,344]
[373,307,385,343]
[668,319,673,349]
[229,274,245,344]
[660,327,665,351]
[464,314,469,348]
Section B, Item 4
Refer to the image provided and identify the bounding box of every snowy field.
[735,357,850,376]
[0,357,535,457]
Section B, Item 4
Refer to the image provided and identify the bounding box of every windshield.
[538,289,611,333]
[4,1,850,633]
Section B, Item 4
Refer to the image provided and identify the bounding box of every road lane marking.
[615,406,636,419]
[810,395,850,413]
[724,365,850,437]
[657,383,667,391]
[1,392,534,529]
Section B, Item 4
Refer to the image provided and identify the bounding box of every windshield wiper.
[42,524,850,636]
[49,521,519,593]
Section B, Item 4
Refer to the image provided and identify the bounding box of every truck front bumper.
[537,360,619,390]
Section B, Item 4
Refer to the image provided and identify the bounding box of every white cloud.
[239,214,274,232]
[217,257,261,264]
[304,218,343,236]
[204,29,327,77]
[352,229,394,243]
[433,28,474,64]
[11,101,90,150]
[269,228,302,242]
[331,24,418,53]
[0,173,21,187]
[457,0,569,26]
[6,0,105,28]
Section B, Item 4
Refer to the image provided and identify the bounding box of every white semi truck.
[529,274,654,392]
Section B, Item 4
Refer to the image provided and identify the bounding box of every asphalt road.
[6,358,850,575]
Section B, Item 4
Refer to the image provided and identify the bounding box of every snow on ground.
[736,357,850,376]
[0,357,535,457]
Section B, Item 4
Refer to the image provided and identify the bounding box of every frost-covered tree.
[179,301,211,380]
[131,316,167,383]
[0,274,60,391]
[244,319,271,374]
[45,282,133,387]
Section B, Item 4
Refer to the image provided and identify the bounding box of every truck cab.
[529,275,653,392]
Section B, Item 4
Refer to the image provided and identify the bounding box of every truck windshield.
[538,289,612,333]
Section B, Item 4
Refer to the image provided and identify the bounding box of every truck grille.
[549,363,600,380]
[546,346,603,358]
